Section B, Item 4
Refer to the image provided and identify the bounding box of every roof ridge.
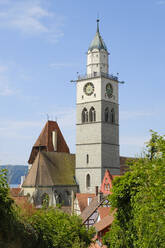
[81,196,107,223]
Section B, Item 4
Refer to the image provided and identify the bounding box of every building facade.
[21,121,78,207]
[76,20,120,193]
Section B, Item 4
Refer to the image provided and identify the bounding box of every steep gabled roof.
[88,20,107,52]
[80,196,107,224]
[28,121,70,164]
[100,170,113,194]
[100,169,120,194]
[23,151,76,187]
[94,214,114,232]
[98,207,111,220]
[76,193,96,212]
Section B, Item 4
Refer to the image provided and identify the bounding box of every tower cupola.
[88,19,108,52]
[87,19,109,75]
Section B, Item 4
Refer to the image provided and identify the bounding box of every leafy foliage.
[103,131,165,248]
[0,169,94,248]
[0,169,17,237]
[28,209,95,248]
[0,169,37,248]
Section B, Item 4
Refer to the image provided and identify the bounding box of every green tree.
[0,169,37,248]
[103,131,165,248]
[0,169,94,248]
[28,208,95,248]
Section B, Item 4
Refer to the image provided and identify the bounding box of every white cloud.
[0,106,76,164]
[120,110,153,121]
[0,106,75,140]
[120,135,149,146]
[156,0,165,4]
[0,65,8,73]
[49,63,77,69]
[120,135,151,158]
[41,107,76,129]
[0,0,64,42]
[0,0,10,5]
[0,120,42,138]
[0,85,15,96]
[0,66,18,96]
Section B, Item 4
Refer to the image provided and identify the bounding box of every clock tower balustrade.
[77,72,118,82]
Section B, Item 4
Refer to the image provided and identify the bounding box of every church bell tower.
[76,20,120,193]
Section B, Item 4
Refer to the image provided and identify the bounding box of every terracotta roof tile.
[12,196,28,207]
[98,207,111,219]
[76,193,95,212]
[80,196,106,223]
[10,188,21,197]
[94,214,114,232]
[28,121,70,164]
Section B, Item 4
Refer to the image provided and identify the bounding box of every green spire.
[88,19,107,52]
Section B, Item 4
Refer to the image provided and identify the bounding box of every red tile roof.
[94,214,114,232]
[12,196,28,206]
[80,196,108,223]
[10,187,21,197]
[28,121,70,164]
[76,193,95,212]
[98,207,111,219]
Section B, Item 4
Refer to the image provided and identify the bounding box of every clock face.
[106,83,113,98]
[84,82,94,96]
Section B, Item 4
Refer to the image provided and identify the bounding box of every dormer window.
[88,197,92,206]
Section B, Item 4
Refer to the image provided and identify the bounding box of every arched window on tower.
[86,174,91,188]
[89,107,96,122]
[82,108,88,123]
[110,108,115,124]
[105,107,109,122]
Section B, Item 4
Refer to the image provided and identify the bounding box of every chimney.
[52,130,57,151]
[98,192,103,203]
[95,186,99,196]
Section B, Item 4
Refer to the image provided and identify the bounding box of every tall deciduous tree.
[103,131,165,248]
[28,209,94,248]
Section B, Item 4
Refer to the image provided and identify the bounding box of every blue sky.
[0,0,164,165]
